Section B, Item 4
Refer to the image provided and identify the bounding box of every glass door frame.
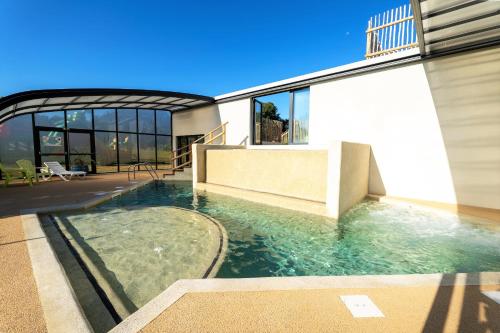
[34,126,97,174]
[34,126,69,171]
[67,128,97,174]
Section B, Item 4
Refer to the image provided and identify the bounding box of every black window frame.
[0,108,173,177]
[251,87,310,145]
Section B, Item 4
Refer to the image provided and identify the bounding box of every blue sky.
[0,0,407,97]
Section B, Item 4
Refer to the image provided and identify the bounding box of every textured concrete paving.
[0,173,152,333]
[142,285,500,333]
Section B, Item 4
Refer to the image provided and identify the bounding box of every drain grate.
[340,295,384,318]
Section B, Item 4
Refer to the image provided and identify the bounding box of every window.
[94,109,116,131]
[118,133,138,167]
[253,88,309,145]
[139,134,156,163]
[156,135,172,169]
[156,110,171,135]
[95,132,118,173]
[0,115,34,168]
[67,109,92,129]
[138,109,155,134]
[35,111,65,128]
[1,107,172,176]
[118,109,137,132]
[292,88,310,144]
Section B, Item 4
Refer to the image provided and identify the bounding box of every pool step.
[163,167,192,180]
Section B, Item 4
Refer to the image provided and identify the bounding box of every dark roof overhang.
[0,88,214,123]
[410,0,500,57]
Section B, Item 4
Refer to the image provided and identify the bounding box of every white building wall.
[309,62,457,205]
[175,46,500,210]
[172,99,251,148]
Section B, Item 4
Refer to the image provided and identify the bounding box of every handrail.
[164,122,228,177]
[127,162,159,181]
[172,122,228,154]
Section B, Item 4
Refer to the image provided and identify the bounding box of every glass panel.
[66,109,92,129]
[68,132,91,154]
[117,109,137,132]
[40,130,65,154]
[138,109,155,134]
[69,155,92,173]
[95,132,118,173]
[156,136,172,169]
[292,88,310,144]
[118,133,137,167]
[253,101,262,144]
[94,109,116,131]
[0,115,35,169]
[41,155,66,167]
[139,135,156,163]
[254,92,289,144]
[35,111,65,128]
[156,111,171,135]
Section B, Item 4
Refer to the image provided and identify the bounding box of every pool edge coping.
[109,272,500,333]
[20,178,154,333]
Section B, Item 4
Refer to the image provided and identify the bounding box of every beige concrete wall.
[309,46,500,210]
[192,144,245,187]
[326,142,371,218]
[205,149,328,202]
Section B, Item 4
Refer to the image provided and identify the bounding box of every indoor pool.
[53,181,500,312]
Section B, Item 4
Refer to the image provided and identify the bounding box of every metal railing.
[366,3,419,59]
[164,122,228,176]
[127,162,159,181]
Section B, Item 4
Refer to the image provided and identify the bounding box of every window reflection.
[118,109,137,132]
[118,133,138,166]
[254,92,289,144]
[95,132,117,173]
[94,109,116,131]
[0,115,35,168]
[156,111,171,135]
[67,109,92,129]
[35,111,65,128]
[253,88,309,145]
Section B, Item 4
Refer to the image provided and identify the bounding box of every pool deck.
[0,173,499,332]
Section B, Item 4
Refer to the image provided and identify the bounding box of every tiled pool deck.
[0,173,499,332]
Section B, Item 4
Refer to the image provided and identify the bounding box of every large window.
[67,109,92,129]
[0,108,172,178]
[138,109,155,134]
[94,109,116,131]
[118,133,138,167]
[0,115,34,168]
[95,132,118,173]
[35,111,65,128]
[118,109,137,132]
[253,88,309,145]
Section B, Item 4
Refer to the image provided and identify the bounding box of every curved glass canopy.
[0,88,214,123]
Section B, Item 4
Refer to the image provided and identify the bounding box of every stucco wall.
[309,46,500,210]
[178,46,500,211]
[205,149,328,202]
[172,99,251,149]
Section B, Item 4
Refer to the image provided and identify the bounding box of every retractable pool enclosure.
[0,89,214,173]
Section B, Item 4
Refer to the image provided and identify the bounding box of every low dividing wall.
[206,149,328,202]
[193,142,370,219]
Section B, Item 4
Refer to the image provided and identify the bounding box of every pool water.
[55,181,500,308]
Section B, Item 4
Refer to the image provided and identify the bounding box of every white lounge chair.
[43,162,87,181]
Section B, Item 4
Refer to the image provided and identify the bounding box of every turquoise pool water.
[54,181,500,307]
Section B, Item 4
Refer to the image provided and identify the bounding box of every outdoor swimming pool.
[52,181,500,315]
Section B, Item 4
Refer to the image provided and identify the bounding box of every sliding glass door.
[253,87,309,145]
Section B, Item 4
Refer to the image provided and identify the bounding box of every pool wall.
[193,141,371,219]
